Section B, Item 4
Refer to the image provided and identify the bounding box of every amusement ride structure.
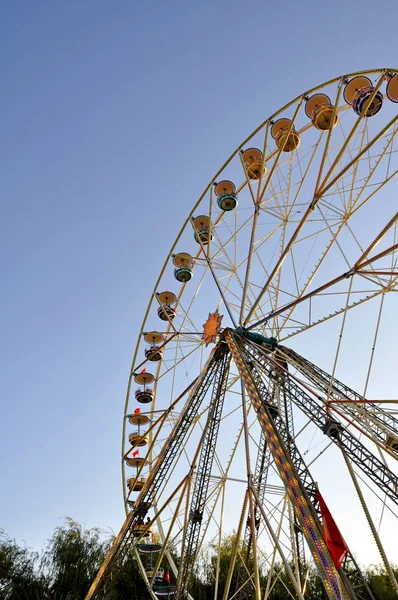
[86,69,398,600]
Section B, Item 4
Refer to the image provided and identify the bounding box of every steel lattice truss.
[86,351,224,600]
[280,345,398,453]
[235,382,306,600]
[233,334,398,508]
[85,327,398,600]
[226,331,374,600]
[176,348,231,600]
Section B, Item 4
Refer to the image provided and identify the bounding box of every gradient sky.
[1,0,397,559]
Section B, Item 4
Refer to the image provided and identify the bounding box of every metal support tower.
[86,328,395,600]
[279,345,398,451]
[176,345,231,599]
[239,335,398,507]
[234,430,270,600]
[85,350,225,600]
[225,329,374,600]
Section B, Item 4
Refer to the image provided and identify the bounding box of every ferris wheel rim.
[122,64,398,436]
[122,65,398,497]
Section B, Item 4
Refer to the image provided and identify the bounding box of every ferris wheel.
[87,69,398,600]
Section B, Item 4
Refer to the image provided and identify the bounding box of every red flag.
[134,408,141,414]
[132,450,139,457]
[141,368,147,373]
[317,488,348,570]
[164,571,170,584]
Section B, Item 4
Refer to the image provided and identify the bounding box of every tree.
[2,521,398,600]
[200,533,261,600]
[40,518,109,599]
[103,551,150,600]
[364,564,398,600]
[0,530,47,599]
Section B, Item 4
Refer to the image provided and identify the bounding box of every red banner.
[317,489,348,570]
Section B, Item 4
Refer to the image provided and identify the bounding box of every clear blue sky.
[1,0,397,554]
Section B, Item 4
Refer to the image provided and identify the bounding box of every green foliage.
[365,564,398,600]
[1,522,398,600]
[0,520,144,600]
[41,518,108,599]
[103,553,148,600]
[200,533,257,600]
[0,530,47,599]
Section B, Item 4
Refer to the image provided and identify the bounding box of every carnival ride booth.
[241,147,266,179]
[305,93,338,130]
[144,331,164,362]
[271,118,300,152]
[173,252,194,283]
[157,291,177,322]
[343,75,383,117]
[192,215,213,245]
[214,180,238,212]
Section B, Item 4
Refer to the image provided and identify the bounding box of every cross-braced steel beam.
[85,349,225,600]
[176,345,231,599]
[225,329,374,600]
[279,345,398,452]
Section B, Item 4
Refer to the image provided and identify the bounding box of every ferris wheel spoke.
[242,196,334,326]
[244,129,397,330]
[210,222,280,328]
[175,266,209,331]
[222,141,334,330]
[266,138,327,332]
[280,286,389,342]
[255,121,271,204]
[271,206,369,333]
[310,81,346,195]
[333,210,398,289]
[282,131,324,220]
[238,149,260,206]
[247,233,398,337]
[258,98,305,205]
[350,165,398,219]
[244,199,357,334]
[238,111,321,324]
[317,113,398,200]
[356,218,398,266]
[315,71,387,196]
[343,112,369,213]
[156,343,203,383]
[239,206,261,324]
[190,217,240,327]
